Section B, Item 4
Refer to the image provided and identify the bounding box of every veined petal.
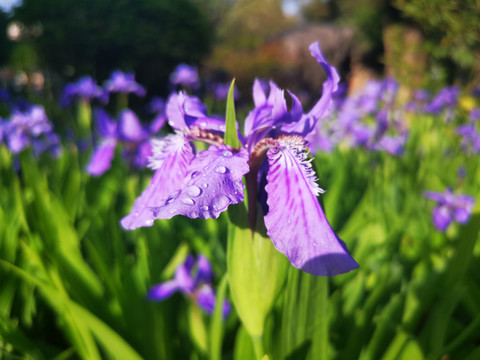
[148,280,179,301]
[120,133,194,230]
[264,136,358,276]
[86,139,117,176]
[151,146,249,220]
[307,41,340,122]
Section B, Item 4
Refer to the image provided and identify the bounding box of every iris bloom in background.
[104,70,146,97]
[425,86,459,122]
[424,188,475,232]
[2,105,61,156]
[61,76,106,107]
[148,254,231,318]
[169,64,200,90]
[86,108,164,176]
[208,81,240,101]
[122,42,358,277]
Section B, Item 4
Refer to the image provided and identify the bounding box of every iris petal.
[264,137,358,276]
[86,139,117,176]
[120,134,194,230]
[151,145,249,220]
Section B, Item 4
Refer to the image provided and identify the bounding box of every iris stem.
[251,334,265,359]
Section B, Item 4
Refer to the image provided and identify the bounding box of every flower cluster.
[121,42,359,277]
[1,104,60,157]
[308,78,408,156]
[86,108,165,176]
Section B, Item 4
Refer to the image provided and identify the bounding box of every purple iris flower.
[456,124,480,155]
[209,81,240,101]
[469,109,480,122]
[104,71,146,97]
[86,108,162,176]
[425,86,459,115]
[122,42,358,277]
[3,105,58,155]
[61,76,106,107]
[169,64,201,90]
[148,254,231,318]
[424,188,475,232]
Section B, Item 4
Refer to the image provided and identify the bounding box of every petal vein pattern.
[120,133,194,230]
[151,146,249,220]
[264,140,358,276]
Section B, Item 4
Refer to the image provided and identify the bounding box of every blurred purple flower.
[169,64,200,90]
[122,42,358,277]
[456,124,480,154]
[424,188,475,232]
[148,254,231,318]
[104,70,146,97]
[209,81,240,101]
[425,86,459,115]
[61,76,106,107]
[469,109,480,122]
[3,105,60,156]
[86,108,163,176]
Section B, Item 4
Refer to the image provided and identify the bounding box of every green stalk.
[252,335,265,359]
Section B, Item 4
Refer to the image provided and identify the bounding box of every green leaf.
[224,78,240,148]
[209,274,228,360]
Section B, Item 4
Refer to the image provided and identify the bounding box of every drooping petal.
[86,139,117,176]
[264,136,358,276]
[147,280,179,301]
[117,109,144,142]
[432,205,452,232]
[120,133,194,230]
[307,41,340,122]
[423,191,446,204]
[151,145,249,220]
[196,284,217,314]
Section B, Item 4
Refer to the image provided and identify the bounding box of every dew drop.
[200,211,210,219]
[201,205,209,211]
[191,171,201,179]
[190,211,198,218]
[168,120,174,127]
[212,195,229,211]
[214,166,227,174]
[145,219,154,226]
[201,183,208,189]
[134,212,139,217]
[222,150,233,157]
[200,121,207,128]
[186,185,201,197]
[181,198,195,205]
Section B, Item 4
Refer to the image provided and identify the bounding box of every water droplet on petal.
[186,185,201,197]
[181,198,195,205]
[222,150,233,157]
[200,211,210,219]
[201,183,208,189]
[190,211,198,218]
[214,166,226,174]
[168,120,174,127]
[201,205,209,211]
[134,212,139,217]
[200,121,207,128]
[191,171,201,178]
[212,195,230,211]
[145,219,154,226]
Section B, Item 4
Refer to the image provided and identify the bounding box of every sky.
[0,0,21,13]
